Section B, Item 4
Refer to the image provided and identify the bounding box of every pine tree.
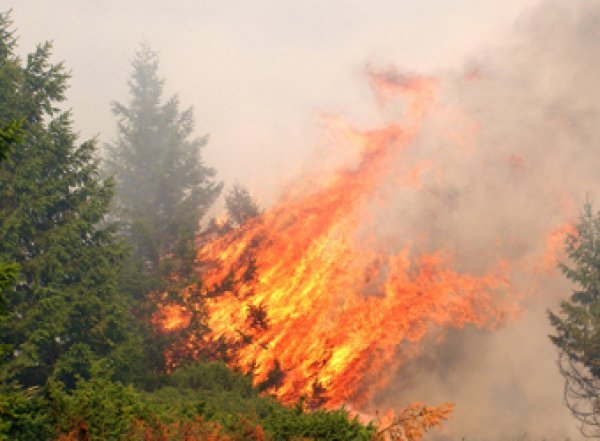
[549,202,600,437]
[225,184,260,228]
[105,44,222,288]
[0,10,130,388]
[0,119,22,162]
[0,119,22,362]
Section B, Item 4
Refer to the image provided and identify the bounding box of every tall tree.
[549,202,600,438]
[105,44,222,288]
[0,10,130,388]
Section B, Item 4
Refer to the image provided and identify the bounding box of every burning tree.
[225,184,261,229]
[376,402,453,441]
[549,202,600,437]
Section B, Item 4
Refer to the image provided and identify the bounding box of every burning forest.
[154,70,521,413]
[3,1,600,440]
[151,23,600,434]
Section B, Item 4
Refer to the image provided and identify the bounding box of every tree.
[0,118,22,362]
[0,12,380,441]
[49,364,142,441]
[225,184,260,228]
[104,44,223,388]
[0,119,22,162]
[0,10,131,389]
[549,202,600,437]
[105,43,222,285]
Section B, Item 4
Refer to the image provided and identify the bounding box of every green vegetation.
[0,9,132,390]
[1,359,376,440]
[105,42,222,290]
[0,118,21,361]
[549,202,600,437]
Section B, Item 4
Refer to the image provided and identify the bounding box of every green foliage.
[0,261,17,361]
[0,118,22,162]
[549,202,600,373]
[225,184,261,228]
[0,262,17,307]
[105,43,222,276]
[51,365,142,441]
[104,43,224,390]
[263,404,374,441]
[167,361,255,396]
[0,12,378,441]
[140,361,376,441]
[1,357,377,440]
[549,202,600,436]
[0,384,52,441]
[0,9,130,389]
[141,361,260,427]
[0,96,24,363]
[1,365,143,441]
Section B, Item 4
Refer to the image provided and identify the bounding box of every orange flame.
[154,303,192,332]
[154,70,518,410]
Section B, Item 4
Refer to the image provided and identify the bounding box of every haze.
[13,0,538,201]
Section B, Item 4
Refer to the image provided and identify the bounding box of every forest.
[1,4,600,441]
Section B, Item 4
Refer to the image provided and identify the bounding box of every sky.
[11,0,540,201]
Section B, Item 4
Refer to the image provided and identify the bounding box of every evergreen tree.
[0,10,130,388]
[225,184,260,228]
[0,12,379,441]
[105,44,222,288]
[549,202,600,437]
[0,119,22,162]
[0,119,22,362]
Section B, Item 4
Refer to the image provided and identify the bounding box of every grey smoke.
[367,1,600,439]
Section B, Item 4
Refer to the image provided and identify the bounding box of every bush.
[140,361,377,441]
[49,365,143,441]
[0,384,52,441]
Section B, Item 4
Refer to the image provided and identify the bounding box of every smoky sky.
[11,0,538,203]
[366,1,599,439]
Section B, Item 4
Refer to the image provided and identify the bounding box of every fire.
[154,303,192,332]
[153,69,518,410]
[540,223,577,273]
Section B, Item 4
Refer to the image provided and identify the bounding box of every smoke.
[364,1,600,439]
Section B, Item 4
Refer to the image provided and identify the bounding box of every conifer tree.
[225,184,260,228]
[0,119,22,362]
[0,10,130,388]
[105,44,222,290]
[549,202,600,437]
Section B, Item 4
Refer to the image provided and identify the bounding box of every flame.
[540,222,576,272]
[154,70,519,409]
[154,303,192,332]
